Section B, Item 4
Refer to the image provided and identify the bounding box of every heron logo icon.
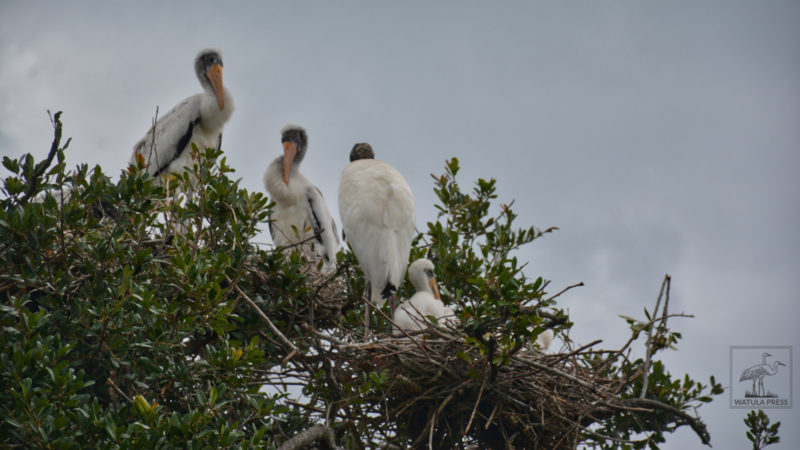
[730,346,792,409]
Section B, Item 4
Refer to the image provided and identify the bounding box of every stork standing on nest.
[339,143,415,335]
[393,259,457,336]
[264,125,339,273]
[131,48,234,182]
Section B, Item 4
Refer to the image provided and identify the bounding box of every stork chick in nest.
[393,259,458,336]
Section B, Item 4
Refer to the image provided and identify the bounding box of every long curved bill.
[429,277,441,300]
[282,141,296,185]
[207,64,225,110]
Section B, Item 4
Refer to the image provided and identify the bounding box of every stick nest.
[245,268,710,449]
[316,326,630,449]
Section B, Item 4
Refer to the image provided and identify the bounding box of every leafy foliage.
[0,113,725,448]
[425,158,565,376]
[0,117,286,447]
[744,410,781,450]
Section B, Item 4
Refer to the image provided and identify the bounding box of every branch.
[596,311,694,375]
[640,274,670,398]
[146,106,159,168]
[625,398,711,446]
[546,281,584,302]
[21,110,70,203]
[228,278,299,359]
[277,424,342,450]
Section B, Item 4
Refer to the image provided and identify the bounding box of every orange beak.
[282,141,296,185]
[206,64,225,110]
[429,277,441,300]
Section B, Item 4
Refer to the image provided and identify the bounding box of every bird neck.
[411,275,431,294]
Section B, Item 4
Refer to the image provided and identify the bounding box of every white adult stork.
[131,48,234,181]
[264,125,340,273]
[393,259,457,336]
[339,143,416,313]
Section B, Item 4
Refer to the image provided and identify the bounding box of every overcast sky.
[2,1,798,447]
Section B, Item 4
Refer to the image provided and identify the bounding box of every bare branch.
[228,278,299,355]
[640,274,671,398]
[546,281,584,302]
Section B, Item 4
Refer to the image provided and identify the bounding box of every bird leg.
[363,302,370,343]
[363,282,372,342]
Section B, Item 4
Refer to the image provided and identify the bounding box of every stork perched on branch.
[338,143,415,335]
[264,125,339,272]
[131,48,234,181]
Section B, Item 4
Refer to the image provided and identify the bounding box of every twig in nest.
[354,292,432,357]
[463,377,487,434]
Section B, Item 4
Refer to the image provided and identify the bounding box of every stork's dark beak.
[429,277,441,300]
[282,141,296,185]
[207,64,225,110]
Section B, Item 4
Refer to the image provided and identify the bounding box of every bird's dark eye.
[425,269,434,277]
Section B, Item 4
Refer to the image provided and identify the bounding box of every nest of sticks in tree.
[312,324,629,449]
[240,264,710,449]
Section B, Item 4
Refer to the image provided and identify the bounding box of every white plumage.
[131,48,234,181]
[264,125,340,273]
[535,329,553,352]
[338,143,415,307]
[393,259,458,336]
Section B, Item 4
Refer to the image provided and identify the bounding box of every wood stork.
[264,125,339,273]
[339,143,415,308]
[393,259,457,336]
[535,329,553,352]
[131,48,234,181]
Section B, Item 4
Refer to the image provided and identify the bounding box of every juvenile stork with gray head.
[131,48,234,181]
[339,143,415,336]
[264,125,339,273]
[393,258,457,336]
